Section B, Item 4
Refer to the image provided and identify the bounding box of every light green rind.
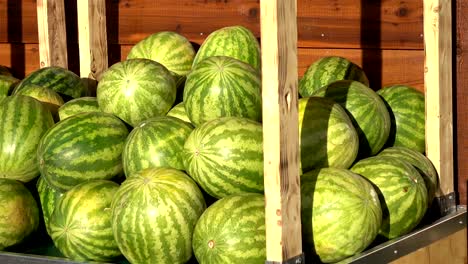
[58,97,100,121]
[193,193,266,264]
[166,102,191,124]
[97,58,176,127]
[183,56,262,126]
[350,156,428,239]
[301,168,382,263]
[377,85,425,153]
[0,75,19,98]
[49,180,121,262]
[37,112,129,192]
[183,117,264,199]
[123,116,194,177]
[111,167,206,264]
[192,26,261,71]
[298,96,359,173]
[0,95,54,182]
[16,85,65,120]
[36,176,64,235]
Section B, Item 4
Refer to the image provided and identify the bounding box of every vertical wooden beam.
[423,0,454,213]
[261,0,303,262]
[36,0,68,68]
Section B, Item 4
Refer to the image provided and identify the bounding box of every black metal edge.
[266,253,305,264]
[341,205,467,264]
[433,192,458,216]
[0,251,87,264]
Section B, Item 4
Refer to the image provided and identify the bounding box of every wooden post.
[261,0,303,263]
[36,0,68,68]
[423,0,454,214]
[77,0,108,93]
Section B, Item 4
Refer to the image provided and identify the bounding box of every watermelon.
[0,178,40,250]
[378,146,438,208]
[0,65,12,76]
[97,58,176,127]
[111,167,206,264]
[298,96,359,173]
[127,31,196,80]
[13,66,87,100]
[192,193,265,264]
[183,117,263,198]
[192,26,261,71]
[312,80,391,157]
[36,176,64,236]
[49,180,121,261]
[58,96,100,121]
[123,116,194,177]
[301,168,382,263]
[299,56,369,97]
[0,95,54,182]
[15,85,65,120]
[37,112,129,192]
[377,85,425,153]
[167,102,191,124]
[183,56,262,126]
[0,75,19,98]
[350,156,428,239]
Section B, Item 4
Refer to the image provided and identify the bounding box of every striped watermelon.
[16,85,65,121]
[378,146,438,208]
[192,193,265,264]
[193,26,261,71]
[377,85,425,153]
[167,102,191,124]
[183,56,262,126]
[0,95,54,182]
[350,156,428,239]
[123,116,194,177]
[97,58,176,127]
[13,66,87,100]
[36,176,64,235]
[301,168,382,263]
[37,112,129,192]
[312,80,391,157]
[58,97,100,121]
[111,167,206,264]
[0,75,19,98]
[127,31,195,81]
[0,178,40,250]
[299,56,369,97]
[49,180,121,261]
[183,117,263,198]
[299,96,359,173]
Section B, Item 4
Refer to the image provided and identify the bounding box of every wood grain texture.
[424,0,454,202]
[261,0,302,261]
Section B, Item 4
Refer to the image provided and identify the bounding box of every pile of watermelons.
[0,25,438,264]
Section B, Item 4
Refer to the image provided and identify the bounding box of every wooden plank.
[260,0,302,261]
[36,0,67,68]
[423,0,454,204]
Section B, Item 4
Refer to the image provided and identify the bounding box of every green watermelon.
[36,176,64,236]
[97,58,176,127]
[298,96,359,173]
[183,117,263,198]
[167,102,191,124]
[0,178,40,250]
[183,56,261,126]
[377,85,425,153]
[299,56,369,97]
[0,75,19,98]
[0,95,54,182]
[13,66,87,99]
[193,193,265,264]
[123,116,193,177]
[127,31,195,80]
[15,85,65,120]
[0,65,12,76]
[312,80,391,157]
[301,168,382,263]
[111,167,206,264]
[37,112,129,192]
[58,96,100,121]
[192,26,261,71]
[378,146,438,208]
[350,156,428,239]
[49,180,121,261]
